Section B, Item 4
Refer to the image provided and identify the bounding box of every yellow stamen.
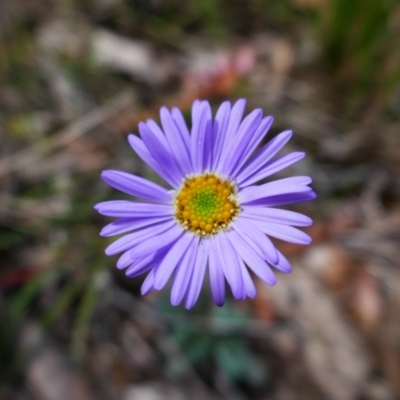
[174,173,240,236]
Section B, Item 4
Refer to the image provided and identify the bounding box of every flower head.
[95,99,315,308]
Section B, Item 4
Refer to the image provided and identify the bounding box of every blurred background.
[1,0,400,399]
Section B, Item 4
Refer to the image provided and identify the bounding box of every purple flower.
[95,99,315,308]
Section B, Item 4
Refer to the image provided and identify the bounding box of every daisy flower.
[95,99,315,309]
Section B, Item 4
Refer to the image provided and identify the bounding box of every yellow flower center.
[174,173,240,236]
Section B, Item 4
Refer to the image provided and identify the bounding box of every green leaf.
[216,339,268,386]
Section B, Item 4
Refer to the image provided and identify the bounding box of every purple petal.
[231,116,274,176]
[96,201,172,218]
[232,218,278,264]
[101,170,171,203]
[244,190,317,207]
[227,98,247,137]
[145,119,170,149]
[236,130,293,183]
[129,224,184,261]
[105,219,175,255]
[238,152,306,187]
[126,247,169,277]
[230,225,264,260]
[255,221,312,245]
[185,239,209,309]
[191,102,209,174]
[153,232,196,290]
[242,207,313,227]
[160,107,193,175]
[117,250,133,270]
[211,101,231,170]
[208,237,225,306]
[238,257,257,299]
[239,180,312,205]
[191,99,202,118]
[215,233,244,300]
[271,251,292,273]
[125,255,154,277]
[170,236,200,306]
[219,109,263,176]
[139,122,183,187]
[171,107,191,151]
[202,104,213,170]
[226,230,276,285]
[128,134,176,187]
[100,216,172,237]
[215,99,246,173]
[276,176,313,185]
[141,269,156,295]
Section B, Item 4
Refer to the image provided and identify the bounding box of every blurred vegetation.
[1,0,400,398]
[319,0,400,121]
